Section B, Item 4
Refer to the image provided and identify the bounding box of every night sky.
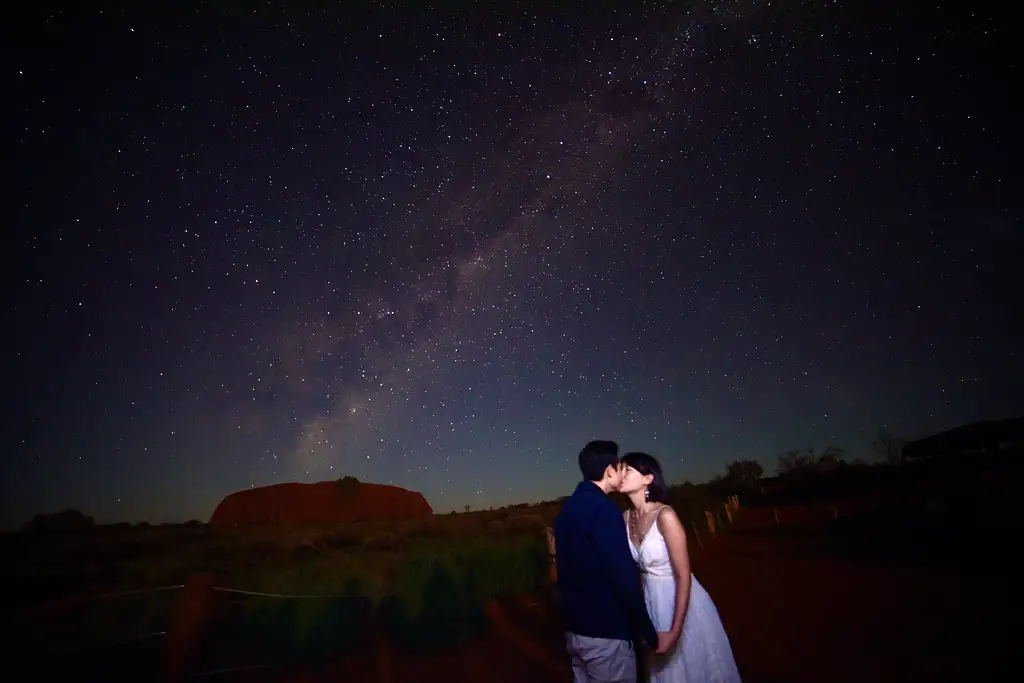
[6,1,1019,528]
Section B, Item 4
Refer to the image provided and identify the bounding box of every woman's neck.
[628,492,655,513]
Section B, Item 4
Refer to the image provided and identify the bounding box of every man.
[554,440,661,683]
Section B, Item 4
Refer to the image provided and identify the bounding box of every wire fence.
[19,582,381,677]
[20,583,373,646]
[210,585,356,599]
[18,509,739,677]
[19,558,551,676]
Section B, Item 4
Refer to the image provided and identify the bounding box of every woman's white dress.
[627,513,743,683]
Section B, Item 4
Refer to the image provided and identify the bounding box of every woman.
[618,451,743,683]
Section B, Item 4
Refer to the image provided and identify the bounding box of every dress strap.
[651,504,669,533]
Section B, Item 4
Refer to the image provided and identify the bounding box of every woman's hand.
[655,630,680,654]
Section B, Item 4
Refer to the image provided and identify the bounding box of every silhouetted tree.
[777,449,815,475]
[724,459,764,486]
[776,446,846,476]
[24,509,95,533]
[817,445,846,471]
[334,476,361,496]
[463,505,471,513]
[872,428,906,465]
[667,481,719,520]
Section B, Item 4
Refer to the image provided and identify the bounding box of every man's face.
[607,461,624,489]
[618,463,643,494]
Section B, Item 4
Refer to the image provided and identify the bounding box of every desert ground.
[22,518,1014,683]
[16,433,1021,680]
[694,535,1014,683]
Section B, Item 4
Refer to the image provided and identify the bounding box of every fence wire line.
[211,585,358,599]
[39,583,185,607]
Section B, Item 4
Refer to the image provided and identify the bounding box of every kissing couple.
[553,440,742,683]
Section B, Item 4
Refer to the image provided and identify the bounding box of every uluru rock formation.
[209,478,433,525]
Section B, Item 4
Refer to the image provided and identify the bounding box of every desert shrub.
[361,531,402,551]
[398,517,444,538]
[504,513,546,533]
[420,516,460,538]
[136,557,196,587]
[322,525,365,549]
[110,538,155,563]
[380,560,486,652]
[236,599,311,664]
[292,536,320,561]
[387,546,441,618]
[458,537,547,602]
[237,575,372,665]
[197,543,236,565]
[297,592,372,659]
[416,518,446,537]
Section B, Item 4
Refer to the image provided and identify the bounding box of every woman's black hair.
[620,451,670,503]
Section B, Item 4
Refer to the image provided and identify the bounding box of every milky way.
[280,1,781,478]
[7,1,1018,525]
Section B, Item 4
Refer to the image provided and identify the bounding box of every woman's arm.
[657,506,691,647]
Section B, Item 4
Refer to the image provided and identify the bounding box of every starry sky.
[6,0,1019,528]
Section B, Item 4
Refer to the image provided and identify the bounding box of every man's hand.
[655,631,678,654]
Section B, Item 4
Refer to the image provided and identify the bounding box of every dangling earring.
[644,487,650,502]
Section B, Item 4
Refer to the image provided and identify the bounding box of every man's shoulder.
[556,492,579,518]
[555,488,592,521]
[561,486,616,520]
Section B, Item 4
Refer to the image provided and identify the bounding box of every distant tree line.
[24,509,95,533]
[654,428,915,510]
[30,419,1013,530]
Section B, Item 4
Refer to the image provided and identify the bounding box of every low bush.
[238,579,372,664]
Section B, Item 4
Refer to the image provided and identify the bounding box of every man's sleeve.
[589,502,658,648]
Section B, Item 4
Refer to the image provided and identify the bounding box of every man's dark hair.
[579,440,620,482]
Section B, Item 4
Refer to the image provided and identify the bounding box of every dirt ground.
[207,537,1015,683]
[38,533,1017,682]
[691,536,1016,683]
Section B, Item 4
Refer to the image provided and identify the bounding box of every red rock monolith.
[208,480,432,525]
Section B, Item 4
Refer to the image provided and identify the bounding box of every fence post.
[545,526,557,584]
[164,573,214,683]
[704,510,716,537]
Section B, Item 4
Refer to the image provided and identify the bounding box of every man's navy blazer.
[553,481,658,647]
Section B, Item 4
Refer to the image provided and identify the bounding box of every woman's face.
[618,464,651,494]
